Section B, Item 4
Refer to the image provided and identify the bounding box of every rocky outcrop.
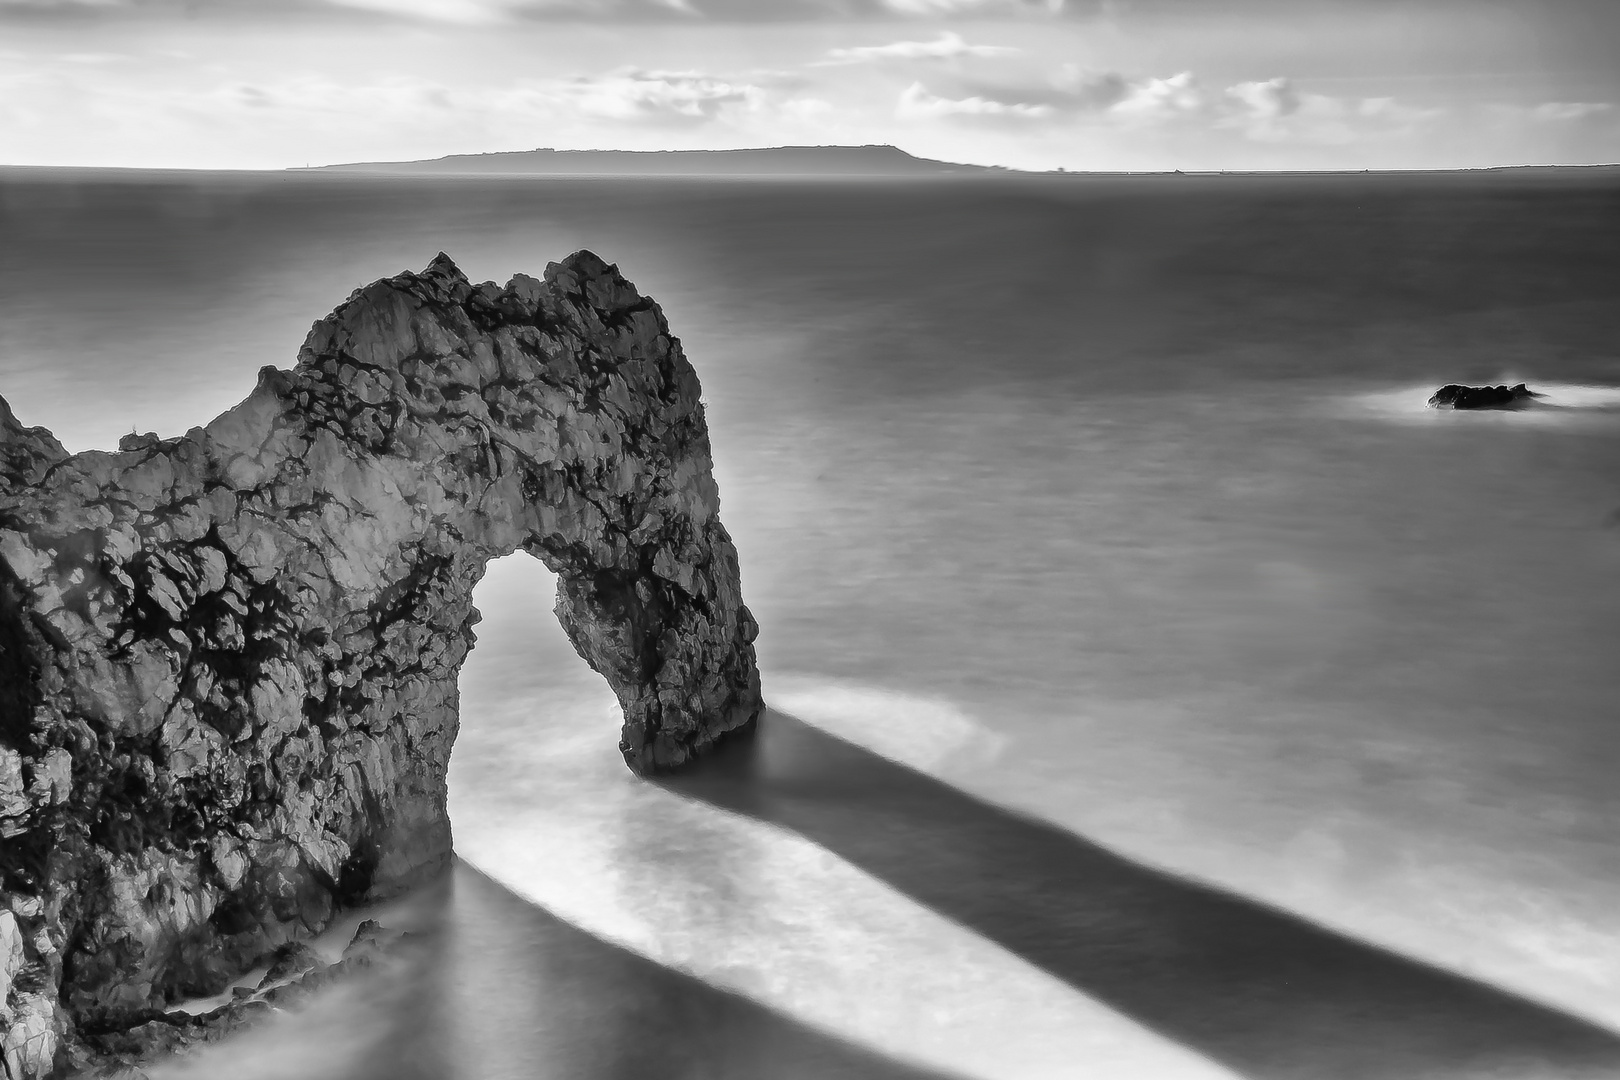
[1428,383,1539,409]
[0,251,763,1077]
[75,920,416,1077]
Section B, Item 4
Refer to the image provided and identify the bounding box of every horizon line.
[3,163,1617,176]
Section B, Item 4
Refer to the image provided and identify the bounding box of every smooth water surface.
[5,168,1620,1078]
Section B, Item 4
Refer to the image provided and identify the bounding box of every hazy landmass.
[2,152,1610,180]
[303,144,1000,177]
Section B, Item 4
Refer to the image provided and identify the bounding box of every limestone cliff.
[0,251,763,1077]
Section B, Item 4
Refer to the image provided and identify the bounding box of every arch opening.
[450,552,625,844]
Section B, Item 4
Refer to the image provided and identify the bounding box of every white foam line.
[1342,382,1620,424]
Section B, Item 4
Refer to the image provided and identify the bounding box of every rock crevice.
[0,251,763,1077]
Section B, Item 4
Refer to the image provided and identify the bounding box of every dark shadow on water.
[658,709,1620,1080]
[351,860,961,1080]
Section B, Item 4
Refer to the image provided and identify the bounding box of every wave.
[765,674,1008,774]
[1344,382,1620,424]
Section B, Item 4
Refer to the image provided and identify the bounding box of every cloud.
[1526,101,1612,122]
[1217,79,1444,143]
[1226,76,1300,120]
[1353,96,1443,125]
[0,0,1071,20]
[942,65,1128,112]
[378,0,1072,17]
[820,31,1018,66]
[192,77,476,118]
[567,69,764,121]
[316,0,512,24]
[0,53,865,168]
[878,0,1062,13]
[0,0,684,21]
[887,62,1127,119]
[0,0,123,9]
[161,67,772,128]
[1109,71,1202,121]
[897,81,1053,122]
[891,62,1452,151]
[475,68,767,123]
[1049,66,1130,109]
[897,68,1201,127]
[0,0,121,8]
[318,0,693,23]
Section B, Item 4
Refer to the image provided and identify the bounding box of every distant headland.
[3,149,1613,179]
[299,144,1000,177]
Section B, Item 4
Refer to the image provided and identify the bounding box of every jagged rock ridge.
[0,251,763,1077]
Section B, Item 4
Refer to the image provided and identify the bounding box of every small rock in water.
[1428,382,1539,409]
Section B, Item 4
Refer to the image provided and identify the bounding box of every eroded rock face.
[0,251,762,1075]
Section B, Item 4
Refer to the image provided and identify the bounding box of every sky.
[1,0,1617,171]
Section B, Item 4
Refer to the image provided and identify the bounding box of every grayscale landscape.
[2,3,1619,1079]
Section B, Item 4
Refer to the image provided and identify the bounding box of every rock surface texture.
[1427,383,1539,409]
[0,251,763,1077]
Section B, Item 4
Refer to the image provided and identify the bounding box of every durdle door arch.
[0,251,763,1078]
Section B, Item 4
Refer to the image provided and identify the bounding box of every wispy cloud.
[1226,77,1299,120]
[321,0,710,23]
[554,68,765,122]
[0,0,1071,20]
[878,0,1062,13]
[819,32,1018,66]
[0,0,124,8]
[933,65,1128,114]
[1220,79,1445,143]
[902,67,1195,126]
[272,67,768,123]
[29,65,780,136]
[0,54,864,167]
[892,64,1457,151]
[897,82,1053,122]
[0,0,692,21]
[1525,101,1612,122]
[1110,71,1202,121]
[316,0,506,24]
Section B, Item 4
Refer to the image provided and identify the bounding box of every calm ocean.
[3,169,1619,1078]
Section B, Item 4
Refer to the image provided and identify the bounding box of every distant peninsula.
[302,144,1000,177]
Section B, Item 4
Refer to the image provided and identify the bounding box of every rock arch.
[0,252,762,1074]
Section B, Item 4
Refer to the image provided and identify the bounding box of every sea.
[2,167,1619,1079]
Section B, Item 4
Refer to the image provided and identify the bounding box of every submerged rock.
[1427,383,1539,409]
[0,251,763,1076]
